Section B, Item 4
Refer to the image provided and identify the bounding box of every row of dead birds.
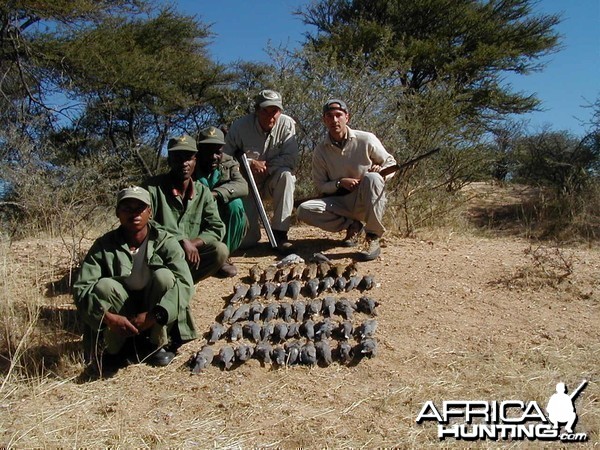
[229,273,375,304]
[221,295,379,325]
[250,259,358,284]
[190,335,378,373]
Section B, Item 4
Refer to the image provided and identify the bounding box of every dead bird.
[263,303,279,322]
[261,321,275,342]
[275,266,291,283]
[221,304,236,323]
[262,281,278,300]
[337,341,353,363]
[356,296,380,316]
[279,302,293,322]
[334,276,348,292]
[272,322,289,343]
[335,298,356,320]
[315,318,335,340]
[287,280,302,300]
[317,261,331,278]
[229,284,249,304]
[311,252,332,264]
[218,345,235,370]
[305,278,320,299]
[337,320,354,340]
[288,264,304,281]
[243,321,262,342]
[285,340,302,365]
[315,340,333,366]
[229,303,250,323]
[302,262,318,281]
[321,296,336,317]
[191,346,214,374]
[246,282,262,301]
[229,322,243,342]
[277,281,289,300]
[329,262,346,278]
[345,274,362,292]
[359,274,375,291]
[276,253,305,268]
[319,276,335,293]
[254,342,273,364]
[249,301,264,322]
[300,341,317,366]
[308,298,323,317]
[292,300,306,322]
[249,264,262,283]
[301,319,315,340]
[235,343,254,362]
[207,323,226,344]
[286,321,301,338]
[360,319,378,339]
[261,265,278,283]
[271,346,287,366]
[343,261,359,278]
[358,338,377,357]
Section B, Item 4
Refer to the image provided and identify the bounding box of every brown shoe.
[273,230,293,254]
[358,233,381,261]
[342,220,364,247]
[218,260,238,278]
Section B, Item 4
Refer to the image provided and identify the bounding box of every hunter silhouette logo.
[416,379,588,442]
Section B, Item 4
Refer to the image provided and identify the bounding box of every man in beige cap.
[144,135,229,283]
[195,126,249,277]
[73,186,197,370]
[224,89,298,253]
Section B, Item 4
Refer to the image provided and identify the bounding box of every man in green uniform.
[144,135,229,283]
[73,186,197,369]
[195,126,249,277]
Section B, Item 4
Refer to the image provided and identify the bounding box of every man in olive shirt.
[73,187,197,369]
[224,89,298,253]
[195,126,248,277]
[144,135,228,283]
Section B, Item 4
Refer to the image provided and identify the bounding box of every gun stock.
[294,147,440,207]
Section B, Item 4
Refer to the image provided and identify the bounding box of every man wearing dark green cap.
[73,186,197,370]
[195,126,249,277]
[144,135,229,283]
[224,89,298,253]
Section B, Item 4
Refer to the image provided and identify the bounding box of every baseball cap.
[117,186,151,207]
[323,99,349,114]
[167,135,197,153]
[197,126,225,145]
[255,89,283,110]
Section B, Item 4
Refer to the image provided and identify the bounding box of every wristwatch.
[152,305,168,326]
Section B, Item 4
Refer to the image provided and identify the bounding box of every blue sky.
[174,0,599,137]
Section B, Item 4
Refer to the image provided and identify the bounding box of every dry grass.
[1,188,599,448]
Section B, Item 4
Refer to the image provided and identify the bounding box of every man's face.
[256,105,282,132]
[168,151,196,181]
[196,144,223,172]
[323,109,349,137]
[117,199,151,233]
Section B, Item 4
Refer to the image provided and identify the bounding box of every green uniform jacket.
[144,175,226,244]
[196,154,249,204]
[73,223,197,341]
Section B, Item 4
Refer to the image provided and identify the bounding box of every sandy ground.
[0,184,599,448]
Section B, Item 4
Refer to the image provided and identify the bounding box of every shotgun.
[294,147,440,207]
[239,153,278,249]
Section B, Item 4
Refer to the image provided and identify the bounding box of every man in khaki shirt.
[297,99,396,261]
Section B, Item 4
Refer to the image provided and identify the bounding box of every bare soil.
[1,183,598,448]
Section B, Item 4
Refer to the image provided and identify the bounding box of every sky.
[173,0,599,137]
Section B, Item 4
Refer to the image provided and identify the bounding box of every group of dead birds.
[190,258,379,373]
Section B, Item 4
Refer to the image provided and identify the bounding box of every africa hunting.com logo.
[416,380,588,442]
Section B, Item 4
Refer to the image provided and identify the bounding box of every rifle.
[569,379,588,401]
[239,153,278,249]
[294,147,440,207]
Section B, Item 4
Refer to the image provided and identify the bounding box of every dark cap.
[197,126,225,145]
[255,89,283,110]
[117,186,151,207]
[323,99,349,114]
[167,135,197,153]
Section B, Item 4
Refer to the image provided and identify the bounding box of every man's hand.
[103,311,138,337]
[249,159,268,177]
[339,177,361,192]
[369,164,382,173]
[130,311,156,332]
[181,239,201,269]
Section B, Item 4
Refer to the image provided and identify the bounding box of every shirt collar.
[170,179,195,200]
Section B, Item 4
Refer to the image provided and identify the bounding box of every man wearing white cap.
[224,89,298,253]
